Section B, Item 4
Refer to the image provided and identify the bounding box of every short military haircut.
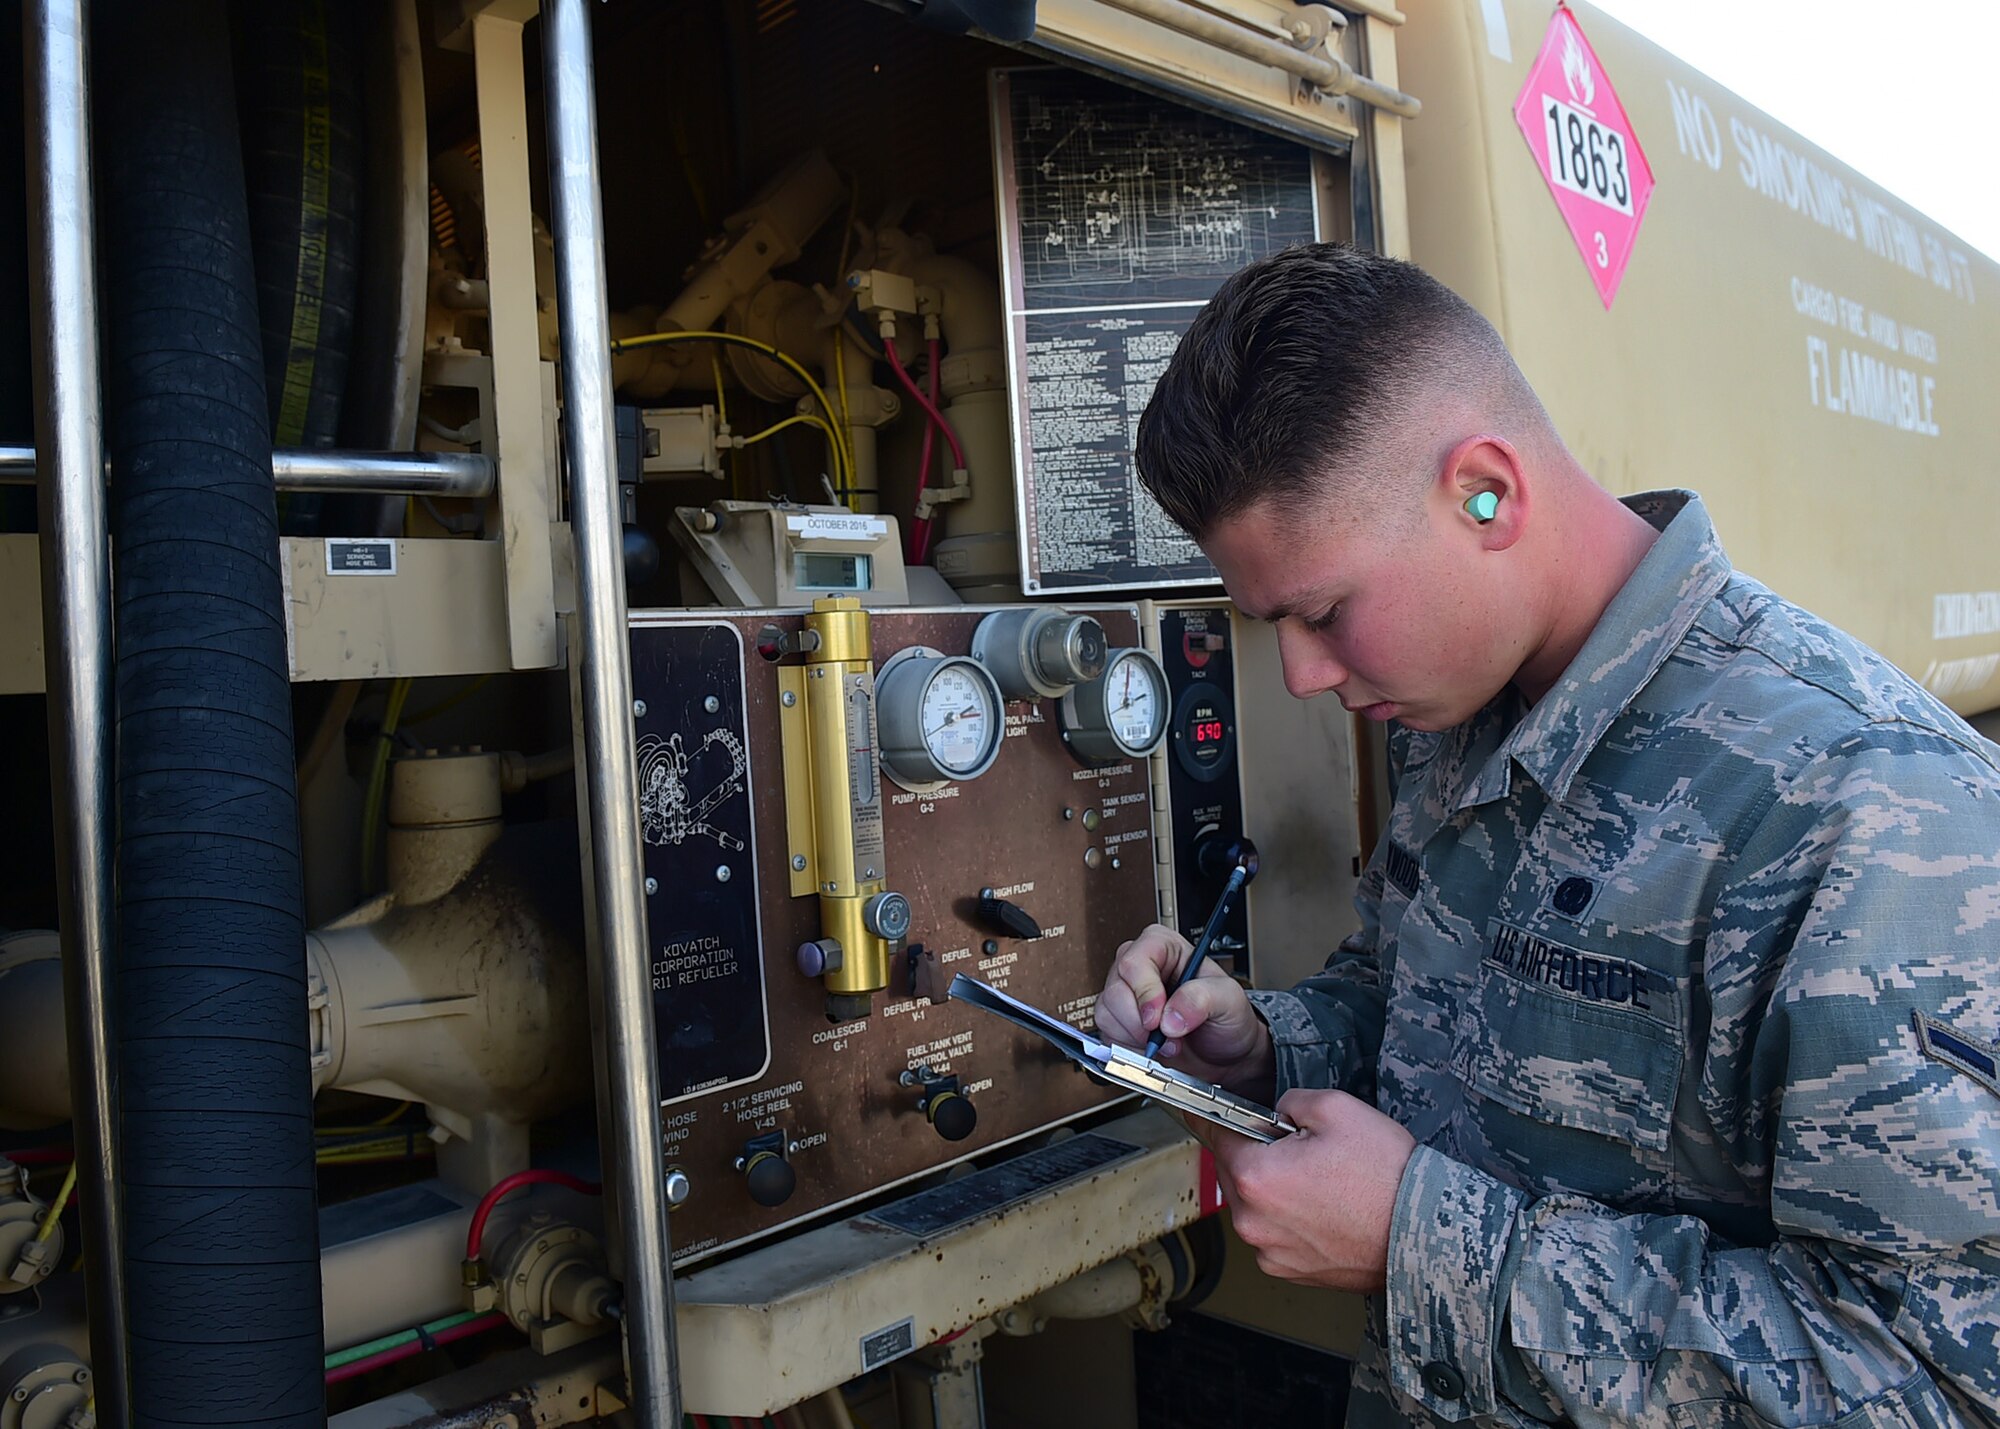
[1135,242,1516,538]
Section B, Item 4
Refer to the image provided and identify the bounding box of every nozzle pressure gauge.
[1061,647,1169,764]
[877,648,1006,791]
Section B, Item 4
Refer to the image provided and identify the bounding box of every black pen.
[1146,841,1258,1060]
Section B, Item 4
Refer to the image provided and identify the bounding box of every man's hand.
[1096,923,1273,1096]
[1204,1089,1416,1294]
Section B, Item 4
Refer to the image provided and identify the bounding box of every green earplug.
[1465,491,1500,523]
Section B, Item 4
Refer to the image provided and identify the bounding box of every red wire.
[3,1146,75,1166]
[908,336,942,565]
[909,403,937,563]
[323,1311,510,1385]
[464,1168,601,1260]
[883,332,966,471]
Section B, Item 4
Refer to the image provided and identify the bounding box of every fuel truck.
[0,0,1993,1425]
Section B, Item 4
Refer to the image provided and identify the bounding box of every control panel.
[629,605,1164,1263]
[1145,601,1250,978]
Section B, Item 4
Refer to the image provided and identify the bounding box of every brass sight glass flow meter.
[779,597,911,1019]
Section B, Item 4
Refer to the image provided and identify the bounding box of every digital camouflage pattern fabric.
[1247,491,2000,1427]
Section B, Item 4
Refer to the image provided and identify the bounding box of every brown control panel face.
[628,608,1156,1264]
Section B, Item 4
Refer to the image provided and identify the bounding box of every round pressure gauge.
[877,647,1006,791]
[1060,647,1169,765]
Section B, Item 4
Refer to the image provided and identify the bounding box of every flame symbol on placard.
[1561,19,1595,108]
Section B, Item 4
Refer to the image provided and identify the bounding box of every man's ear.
[1440,434,1526,551]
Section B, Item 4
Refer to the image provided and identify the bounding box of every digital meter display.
[1172,683,1235,782]
[1180,697,1227,769]
[794,551,871,591]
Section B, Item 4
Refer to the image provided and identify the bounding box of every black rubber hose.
[97,2,324,1423]
[233,0,364,531]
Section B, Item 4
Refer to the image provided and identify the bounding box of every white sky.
[1583,0,2000,262]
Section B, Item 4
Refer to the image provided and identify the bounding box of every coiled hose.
[99,0,324,1422]
[234,0,363,532]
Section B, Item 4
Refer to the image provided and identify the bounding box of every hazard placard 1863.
[1514,5,1654,307]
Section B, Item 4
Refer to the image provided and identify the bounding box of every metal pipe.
[0,444,495,497]
[1097,0,1421,118]
[271,449,495,496]
[539,2,682,1425]
[24,2,131,1420]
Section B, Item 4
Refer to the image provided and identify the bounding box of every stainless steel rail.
[0,445,496,498]
[25,2,131,1420]
[539,1,683,1424]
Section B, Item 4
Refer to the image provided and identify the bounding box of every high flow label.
[1514,5,1654,308]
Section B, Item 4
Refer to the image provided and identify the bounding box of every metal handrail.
[27,2,131,1420]
[0,445,496,498]
[540,1,683,1424]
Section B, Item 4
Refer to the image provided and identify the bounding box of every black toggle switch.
[736,1131,796,1208]
[977,888,1042,940]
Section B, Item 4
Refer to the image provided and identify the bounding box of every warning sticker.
[1513,5,1654,307]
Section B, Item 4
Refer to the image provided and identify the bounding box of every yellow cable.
[34,1164,75,1244]
[316,1132,435,1166]
[318,1146,434,1166]
[830,337,856,512]
[609,330,849,500]
[712,354,737,497]
[315,1126,407,1138]
[739,413,834,448]
[358,678,413,891]
[831,176,860,510]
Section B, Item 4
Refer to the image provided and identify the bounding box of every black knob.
[977,891,1042,940]
[743,1149,795,1208]
[1196,836,1260,884]
[927,1090,978,1142]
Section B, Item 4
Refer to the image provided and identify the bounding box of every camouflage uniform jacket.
[1246,490,2000,1428]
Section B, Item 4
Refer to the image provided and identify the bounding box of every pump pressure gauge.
[1060,647,1169,765]
[877,647,1006,791]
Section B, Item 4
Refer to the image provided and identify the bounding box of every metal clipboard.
[948,973,1297,1143]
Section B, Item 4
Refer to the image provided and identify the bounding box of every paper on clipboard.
[948,973,1296,1143]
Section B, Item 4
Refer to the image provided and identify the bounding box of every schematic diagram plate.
[631,621,771,1101]
[992,67,1319,595]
